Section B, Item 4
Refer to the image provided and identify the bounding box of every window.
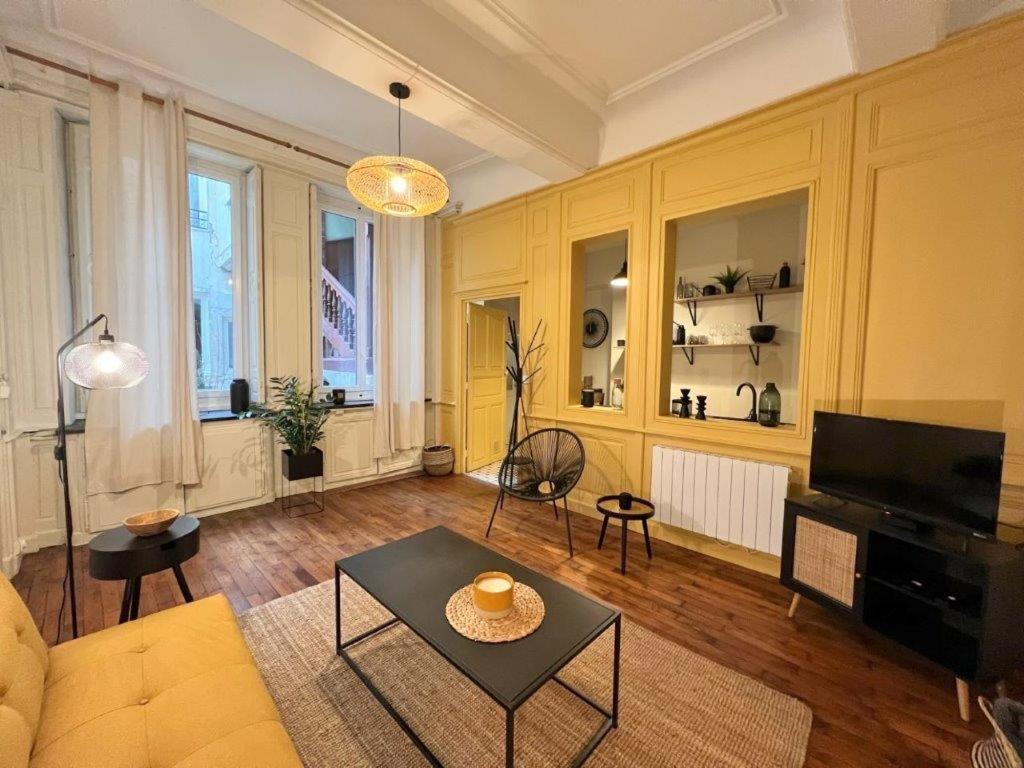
[187,160,253,410]
[317,198,375,399]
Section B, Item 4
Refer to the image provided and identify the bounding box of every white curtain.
[85,82,203,493]
[373,216,425,458]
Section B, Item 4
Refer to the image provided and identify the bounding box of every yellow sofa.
[0,572,302,768]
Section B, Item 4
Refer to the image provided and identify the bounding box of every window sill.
[198,400,375,423]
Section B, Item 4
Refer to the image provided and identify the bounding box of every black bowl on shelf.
[748,324,778,343]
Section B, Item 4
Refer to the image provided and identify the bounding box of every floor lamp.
[56,313,148,639]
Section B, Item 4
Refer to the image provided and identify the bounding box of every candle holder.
[472,571,515,619]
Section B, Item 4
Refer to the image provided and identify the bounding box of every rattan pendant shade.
[346,83,449,217]
[346,154,448,217]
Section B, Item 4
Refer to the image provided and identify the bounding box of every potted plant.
[245,376,330,481]
[712,265,750,294]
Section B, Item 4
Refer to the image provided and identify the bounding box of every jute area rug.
[239,579,812,767]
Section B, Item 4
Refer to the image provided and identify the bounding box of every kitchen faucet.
[736,382,757,421]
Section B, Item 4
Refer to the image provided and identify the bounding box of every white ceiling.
[2,0,488,173]
[1,0,1020,213]
[429,0,786,106]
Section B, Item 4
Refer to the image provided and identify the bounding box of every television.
[809,411,1005,536]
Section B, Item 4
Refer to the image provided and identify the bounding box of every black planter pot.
[282,447,323,481]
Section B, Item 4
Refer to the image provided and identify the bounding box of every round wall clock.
[582,308,609,348]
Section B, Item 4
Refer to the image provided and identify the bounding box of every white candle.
[477,576,511,593]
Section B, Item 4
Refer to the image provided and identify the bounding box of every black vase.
[230,378,250,414]
[282,447,323,481]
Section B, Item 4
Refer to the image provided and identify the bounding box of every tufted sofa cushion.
[0,573,48,768]
[0,571,301,768]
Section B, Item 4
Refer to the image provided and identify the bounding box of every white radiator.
[650,446,791,556]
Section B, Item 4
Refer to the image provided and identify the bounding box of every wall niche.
[665,189,808,426]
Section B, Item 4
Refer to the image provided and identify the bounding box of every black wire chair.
[485,428,585,557]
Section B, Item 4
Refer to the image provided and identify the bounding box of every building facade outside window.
[188,160,250,410]
[318,197,375,401]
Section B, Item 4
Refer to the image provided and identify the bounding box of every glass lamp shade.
[64,339,148,389]
[610,260,628,287]
[346,155,449,217]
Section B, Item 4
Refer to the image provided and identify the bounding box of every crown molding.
[442,151,493,176]
[607,0,788,103]
[461,0,788,107]
[284,0,589,177]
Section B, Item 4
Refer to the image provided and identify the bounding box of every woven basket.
[423,444,454,476]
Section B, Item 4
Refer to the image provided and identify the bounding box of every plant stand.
[279,447,324,518]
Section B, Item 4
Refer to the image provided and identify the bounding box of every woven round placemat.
[445,582,545,643]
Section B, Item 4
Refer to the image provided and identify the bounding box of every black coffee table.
[334,526,621,767]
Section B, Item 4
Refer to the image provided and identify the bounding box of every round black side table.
[595,495,655,575]
[89,516,200,623]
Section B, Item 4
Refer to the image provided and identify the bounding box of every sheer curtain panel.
[85,82,203,493]
[373,216,425,458]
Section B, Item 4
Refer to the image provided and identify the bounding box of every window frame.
[187,157,249,411]
[314,194,376,402]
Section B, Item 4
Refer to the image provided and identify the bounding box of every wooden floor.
[12,473,1003,767]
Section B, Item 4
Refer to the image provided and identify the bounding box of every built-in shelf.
[672,341,778,366]
[674,284,803,324]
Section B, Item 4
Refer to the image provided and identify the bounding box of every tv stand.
[781,493,1024,722]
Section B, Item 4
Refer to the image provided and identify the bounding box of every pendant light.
[610,260,628,287]
[346,82,450,217]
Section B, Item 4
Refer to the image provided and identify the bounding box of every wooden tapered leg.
[956,678,971,722]
[563,497,574,558]
[597,515,609,549]
[485,490,504,537]
[642,519,653,559]
[788,593,801,618]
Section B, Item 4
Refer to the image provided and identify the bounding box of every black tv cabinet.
[780,493,1024,722]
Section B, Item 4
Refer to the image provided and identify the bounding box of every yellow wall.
[440,15,1024,568]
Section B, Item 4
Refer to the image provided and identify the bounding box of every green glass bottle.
[758,382,781,427]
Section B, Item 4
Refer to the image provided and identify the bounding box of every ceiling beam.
[842,0,949,73]
[196,0,599,182]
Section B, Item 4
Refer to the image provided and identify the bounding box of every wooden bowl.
[124,508,180,537]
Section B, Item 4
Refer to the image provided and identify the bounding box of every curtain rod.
[5,46,352,170]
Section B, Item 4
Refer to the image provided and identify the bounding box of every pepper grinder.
[679,388,692,418]
[695,395,708,420]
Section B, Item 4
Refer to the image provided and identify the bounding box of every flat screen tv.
[809,411,1005,536]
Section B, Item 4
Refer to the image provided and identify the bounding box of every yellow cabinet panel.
[656,122,821,204]
[453,202,526,291]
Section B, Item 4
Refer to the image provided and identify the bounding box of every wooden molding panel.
[261,167,312,385]
[452,201,526,291]
[866,44,1024,153]
[524,194,561,419]
[656,121,822,205]
[186,421,269,513]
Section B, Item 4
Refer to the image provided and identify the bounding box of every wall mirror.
[569,229,628,411]
[663,189,808,426]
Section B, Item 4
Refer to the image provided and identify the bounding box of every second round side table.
[595,495,655,575]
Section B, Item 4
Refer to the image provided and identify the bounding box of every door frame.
[455,285,525,475]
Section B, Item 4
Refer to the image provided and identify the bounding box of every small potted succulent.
[712,265,750,294]
[245,376,329,481]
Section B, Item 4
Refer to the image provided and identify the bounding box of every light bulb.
[94,348,122,373]
[389,173,409,195]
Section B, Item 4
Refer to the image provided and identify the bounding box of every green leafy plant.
[244,376,329,456]
[712,265,750,293]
